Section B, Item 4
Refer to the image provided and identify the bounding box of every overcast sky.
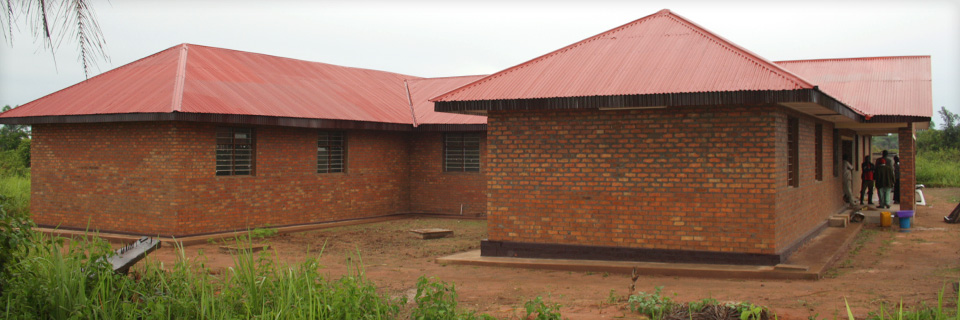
[2,0,958,123]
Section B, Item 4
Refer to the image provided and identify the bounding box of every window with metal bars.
[317,131,345,173]
[444,133,480,172]
[216,127,254,176]
[815,123,823,181]
[787,117,799,187]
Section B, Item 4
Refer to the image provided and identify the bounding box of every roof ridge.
[776,55,931,64]
[432,10,669,102]
[170,44,189,112]
[661,11,816,89]
[404,80,418,127]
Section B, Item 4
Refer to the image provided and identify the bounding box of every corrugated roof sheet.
[179,44,415,124]
[776,56,932,118]
[406,76,487,125]
[0,44,434,125]
[432,9,815,103]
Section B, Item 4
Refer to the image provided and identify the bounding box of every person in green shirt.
[875,157,896,209]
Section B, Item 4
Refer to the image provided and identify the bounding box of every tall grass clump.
[1,234,405,319]
[917,148,960,187]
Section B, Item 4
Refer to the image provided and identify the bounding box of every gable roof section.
[0,44,486,130]
[406,75,487,127]
[433,9,815,103]
[776,56,932,119]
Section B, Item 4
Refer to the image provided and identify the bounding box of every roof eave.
[0,112,486,132]
[435,88,868,123]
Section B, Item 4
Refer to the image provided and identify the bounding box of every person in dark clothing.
[875,158,896,209]
[893,155,901,204]
[860,155,875,205]
[876,150,892,168]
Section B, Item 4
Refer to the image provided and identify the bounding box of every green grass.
[1,233,405,319]
[917,148,960,187]
[843,283,960,320]
[0,230,560,319]
[0,173,29,217]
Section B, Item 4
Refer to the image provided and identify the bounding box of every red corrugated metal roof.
[406,76,487,125]
[432,9,815,103]
[776,56,932,118]
[0,44,432,125]
[0,45,183,117]
[179,44,415,124]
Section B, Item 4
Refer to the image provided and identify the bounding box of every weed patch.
[628,287,771,320]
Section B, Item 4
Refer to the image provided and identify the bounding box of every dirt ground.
[149,189,960,319]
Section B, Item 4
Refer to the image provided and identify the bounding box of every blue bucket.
[897,210,914,232]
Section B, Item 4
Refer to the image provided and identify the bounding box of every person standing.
[860,155,875,205]
[876,150,892,168]
[893,155,901,204]
[875,157,895,209]
[843,155,855,205]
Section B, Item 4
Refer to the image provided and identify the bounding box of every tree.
[1,0,109,78]
[936,106,960,150]
[0,106,29,151]
[917,107,960,152]
[0,105,30,171]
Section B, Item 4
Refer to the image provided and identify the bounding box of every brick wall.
[898,124,916,210]
[408,132,487,216]
[175,123,412,234]
[485,106,780,254]
[773,108,845,251]
[32,122,180,235]
[32,122,414,236]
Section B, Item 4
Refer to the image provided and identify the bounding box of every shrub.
[628,287,771,320]
[0,195,34,297]
[629,286,674,318]
[249,226,278,239]
[410,276,496,320]
[524,296,563,320]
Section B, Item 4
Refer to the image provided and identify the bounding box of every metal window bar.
[318,131,345,173]
[216,127,253,176]
[445,133,480,172]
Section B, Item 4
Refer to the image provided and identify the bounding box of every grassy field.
[917,149,960,187]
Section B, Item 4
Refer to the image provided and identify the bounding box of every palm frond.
[58,0,109,78]
[0,0,110,78]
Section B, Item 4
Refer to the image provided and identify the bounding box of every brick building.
[0,44,489,236]
[0,9,932,264]
[433,10,931,264]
